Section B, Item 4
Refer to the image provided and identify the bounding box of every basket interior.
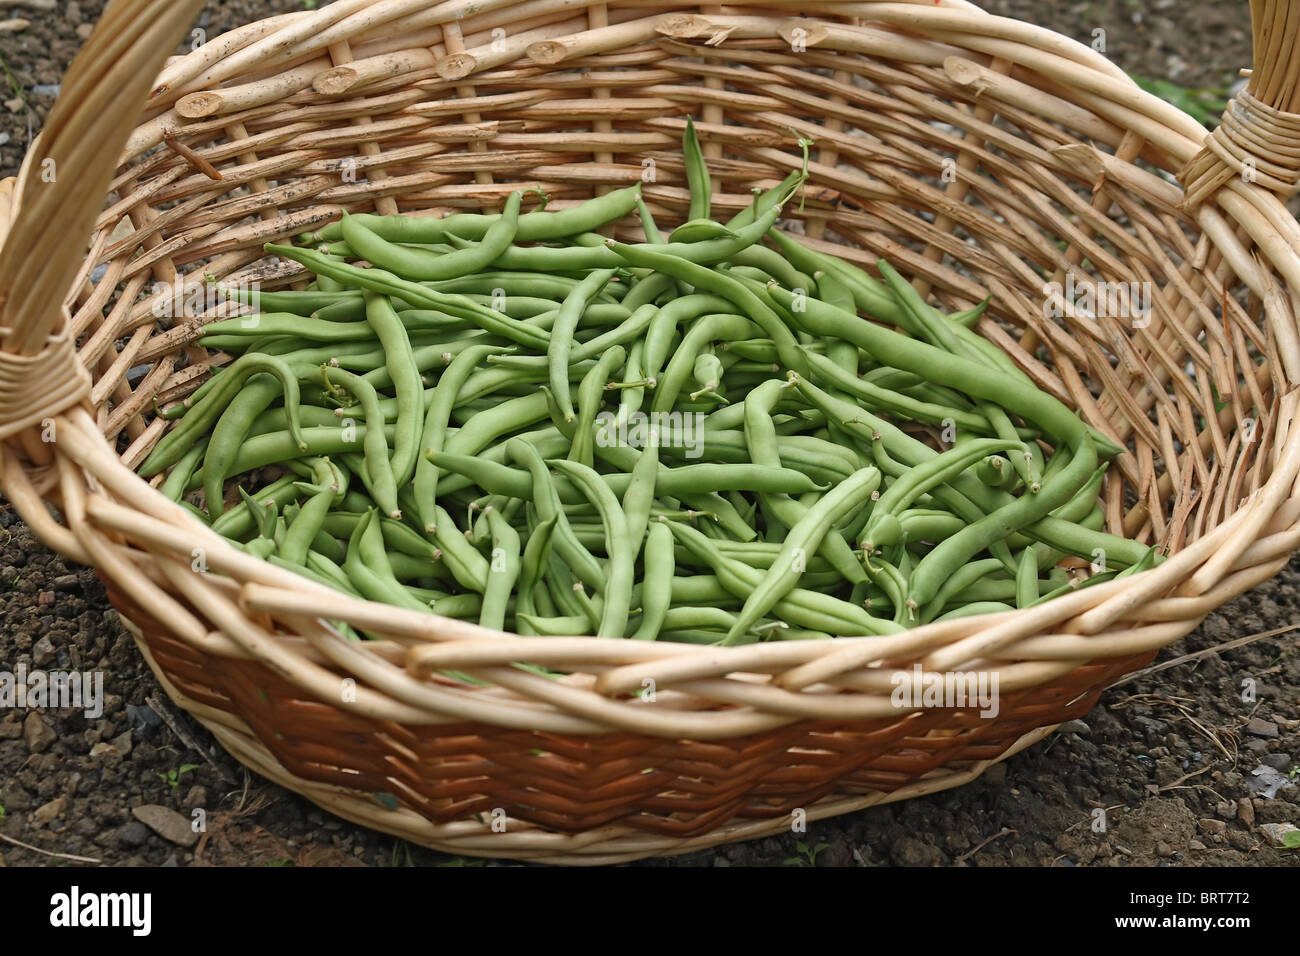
[78,18,1276,565]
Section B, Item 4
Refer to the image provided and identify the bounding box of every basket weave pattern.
[2,0,1300,863]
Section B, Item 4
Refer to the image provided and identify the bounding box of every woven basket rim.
[4,0,1300,728]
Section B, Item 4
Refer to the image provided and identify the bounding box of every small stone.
[1260,823,1299,848]
[51,574,80,592]
[1,98,19,114]
[1244,717,1279,738]
[36,590,54,606]
[0,19,28,33]
[23,712,56,753]
[1197,818,1227,836]
[31,635,56,666]
[0,786,30,812]
[89,742,120,760]
[1188,839,1207,850]
[109,731,133,755]
[31,795,66,826]
[1059,719,1090,736]
[75,23,93,40]
[182,785,207,812]
[1155,841,1172,858]
[125,704,162,737]
[132,805,198,847]
[117,821,150,849]
[0,721,21,740]
[1261,754,1292,771]
[1238,798,1256,827]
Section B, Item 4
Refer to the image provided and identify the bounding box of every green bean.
[802,350,991,434]
[569,345,627,468]
[159,437,209,502]
[311,184,641,245]
[361,292,423,489]
[859,437,1022,553]
[341,190,524,281]
[621,422,660,555]
[318,514,436,567]
[266,244,551,350]
[549,459,633,638]
[934,602,1014,622]
[899,509,966,543]
[223,287,359,316]
[724,467,882,643]
[632,521,674,640]
[322,365,400,518]
[481,508,521,631]
[202,424,392,482]
[430,450,826,507]
[916,558,1005,624]
[516,613,596,637]
[1015,548,1040,609]
[412,344,504,532]
[516,515,558,633]
[280,484,335,566]
[635,194,665,244]
[727,165,805,229]
[607,239,808,376]
[667,521,900,636]
[726,245,815,292]
[209,476,297,540]
[653,313,758,413]
[683,116,711,221]
[742,378,866,584]
[506,438,604,588]
[140,353,308,478]
[344,510,433,614]
[878,262,1039,489]
[444,391,550,457]
[199,313,379,345]
[549,269,616,422]
[643,294,736,387]
[489,303,657,374]
[425,504,489,592]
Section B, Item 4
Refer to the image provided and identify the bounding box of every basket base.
[113,606,1099,865]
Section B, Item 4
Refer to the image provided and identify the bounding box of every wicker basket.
[3,0,1300,865]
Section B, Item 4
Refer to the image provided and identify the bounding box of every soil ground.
[0,0,1295,868]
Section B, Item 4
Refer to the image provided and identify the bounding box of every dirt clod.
[132,805,199,848]
[22,712,55,753]
[1245,717,1280,738]
[1260,823,1299,848]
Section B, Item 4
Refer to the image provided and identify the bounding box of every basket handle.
[1179,0,1300,209]
[0,0,206,359]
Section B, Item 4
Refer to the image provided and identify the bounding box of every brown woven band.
[0,330,92,440]
[1179,90,1300,210]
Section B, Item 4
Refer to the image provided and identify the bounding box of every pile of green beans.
[143,122,1158,644]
